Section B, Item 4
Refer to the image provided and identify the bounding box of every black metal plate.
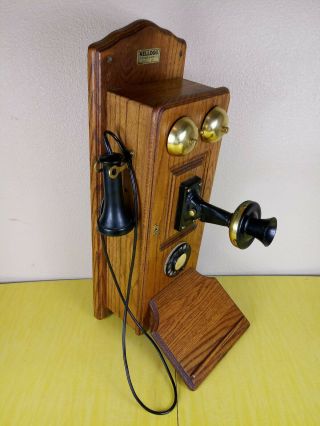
[174,176,202,231]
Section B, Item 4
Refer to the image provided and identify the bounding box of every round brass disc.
[200,106,229,143]
[229,201,252,248]
[167,116,199,156]
[174,253,187,271]
[229,201,260,249]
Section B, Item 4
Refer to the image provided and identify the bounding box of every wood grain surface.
[88,21,231,332]
[0,277,319,426]
[88,20,186,320]
[149,268,249,389]
[104,81,229,332]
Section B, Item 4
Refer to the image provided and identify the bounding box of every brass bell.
[167,116,198,156]
[200,106,229,143]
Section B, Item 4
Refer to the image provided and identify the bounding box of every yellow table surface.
[0,276,319,426]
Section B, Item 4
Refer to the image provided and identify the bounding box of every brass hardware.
[94,161,103,173]
[174,253,187,271]
[177,176,276,248]
[200,106,229,143]
[164,242,191,277]
[153,224,160,235]
[167,117,199,156]
[137,48,161,65]
[229,201,253,247]
[108,164,128,179]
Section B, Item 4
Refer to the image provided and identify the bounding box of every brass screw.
[188,209,197,218]
[153,224,159,236]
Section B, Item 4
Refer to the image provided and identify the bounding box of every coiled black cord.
[99,130,177,415]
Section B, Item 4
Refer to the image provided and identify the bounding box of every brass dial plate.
[174,253,187,270]
[164,242,191,277]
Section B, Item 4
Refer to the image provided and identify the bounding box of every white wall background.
[1,0,319,282]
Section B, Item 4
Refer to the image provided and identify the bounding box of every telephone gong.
[164,242,191,277]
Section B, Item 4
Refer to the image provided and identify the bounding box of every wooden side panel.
[88,20,186,319]
[104,93,155,327]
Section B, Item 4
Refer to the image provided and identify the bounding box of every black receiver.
[96,134,135,237]
[96,131,177,416]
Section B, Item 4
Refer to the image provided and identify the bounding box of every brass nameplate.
[137,48,161,64]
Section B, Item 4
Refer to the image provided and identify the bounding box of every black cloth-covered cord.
[99,131,177,415]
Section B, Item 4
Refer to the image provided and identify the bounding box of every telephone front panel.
[105,79,229,328]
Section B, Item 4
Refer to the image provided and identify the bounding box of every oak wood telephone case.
[88,20,276,391]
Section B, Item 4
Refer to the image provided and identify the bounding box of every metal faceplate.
[164,242,191,277]
[174,176,202,231]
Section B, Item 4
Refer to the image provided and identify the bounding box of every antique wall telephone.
[88,20,277,414]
